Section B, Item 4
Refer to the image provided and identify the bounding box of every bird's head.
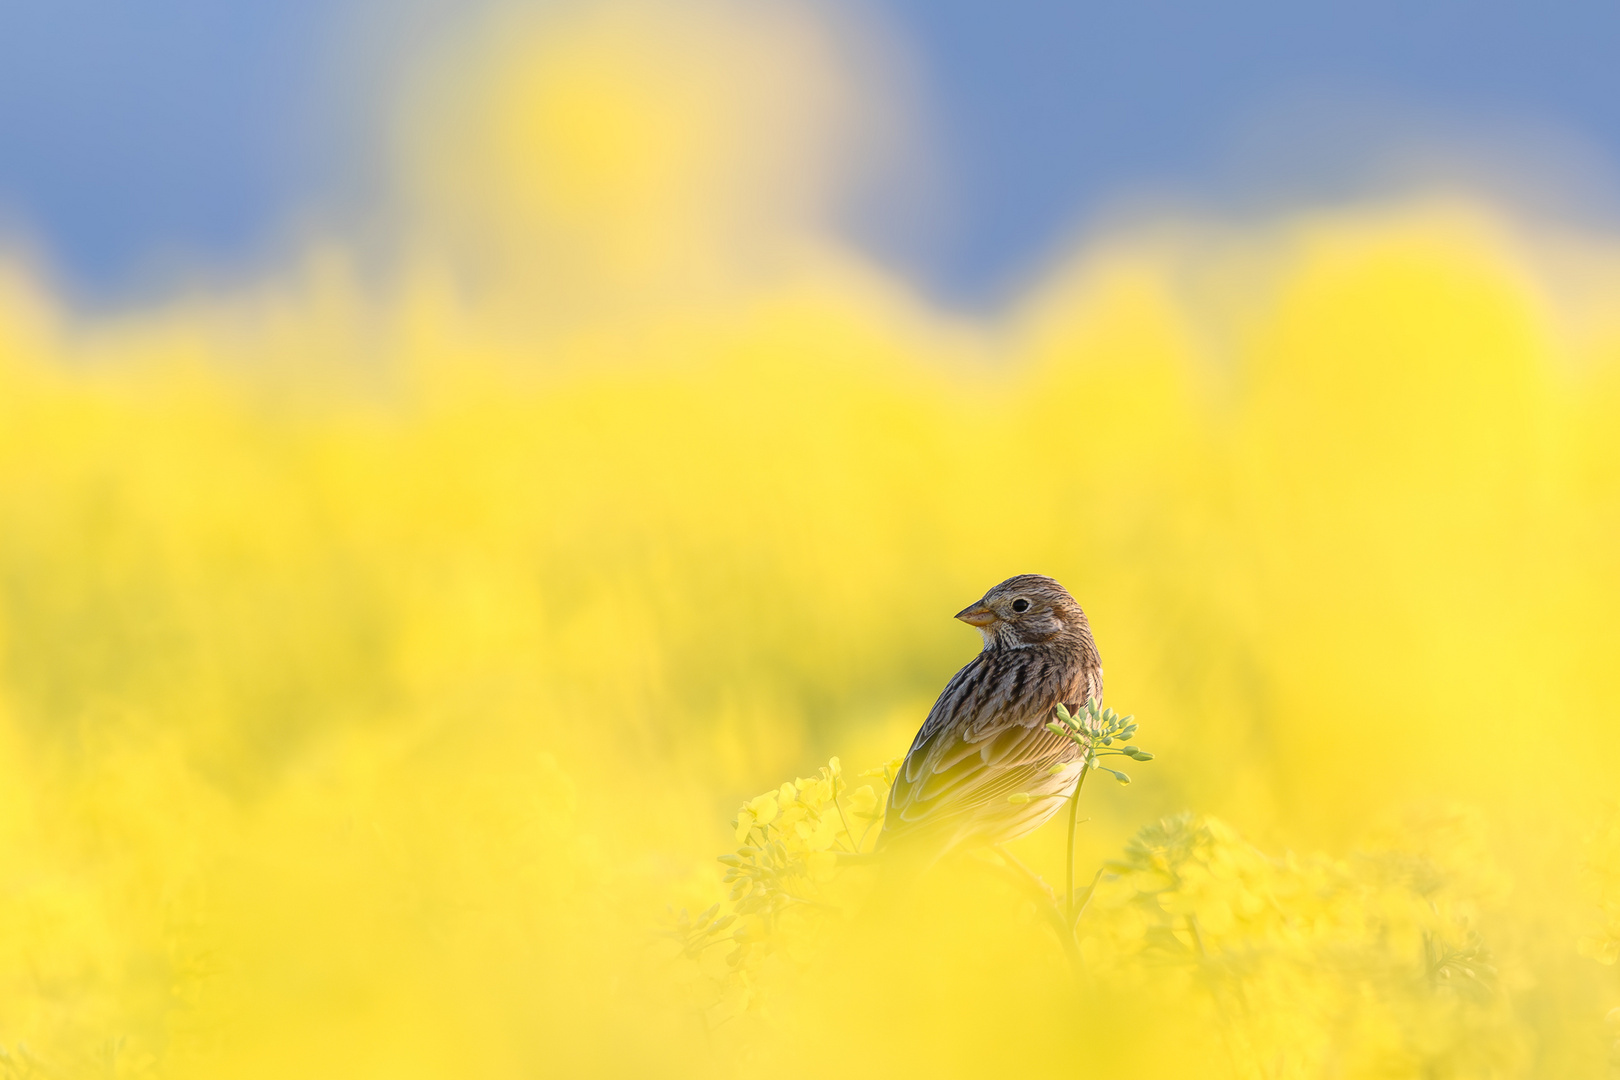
[955,574,1089,649]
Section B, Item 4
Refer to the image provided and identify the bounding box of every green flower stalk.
[1038,700,1155,926]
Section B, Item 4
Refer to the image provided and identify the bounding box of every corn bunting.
[880,574,1102,859]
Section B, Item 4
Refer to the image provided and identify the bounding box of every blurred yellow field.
[3,4,1620,1077]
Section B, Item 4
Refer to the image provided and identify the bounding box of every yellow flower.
[860,757,903,787]
[747,792,779,826]
[799,815,837,851]
[795,776,831,805]
[734,792,782,840]
[778,805,807,831]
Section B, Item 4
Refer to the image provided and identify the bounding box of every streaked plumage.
[880,574,1101,858]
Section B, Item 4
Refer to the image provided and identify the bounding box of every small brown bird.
[880,574,1102,859]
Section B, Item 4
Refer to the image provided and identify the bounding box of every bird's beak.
[954,602,997,627]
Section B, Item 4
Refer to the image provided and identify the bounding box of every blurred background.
[10,0,1620,305]
[3,1,1620,1077]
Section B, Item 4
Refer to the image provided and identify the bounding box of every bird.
[878,574,1102,862]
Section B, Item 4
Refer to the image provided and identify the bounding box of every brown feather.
[880,574,1102,858]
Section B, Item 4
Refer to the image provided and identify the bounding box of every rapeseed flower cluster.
[1085,810,1519,1078]
[666,757,891,1026]
[687,766,1533,1078]
[676,701,1541,1080]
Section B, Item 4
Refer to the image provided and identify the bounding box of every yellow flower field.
[2,3,1620,1076]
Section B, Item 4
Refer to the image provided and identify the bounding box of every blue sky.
[3,0,1619,303]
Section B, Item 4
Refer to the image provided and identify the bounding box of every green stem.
[1071,866,1103,932]
[1065,762,1090,921]
[828,775,860,853]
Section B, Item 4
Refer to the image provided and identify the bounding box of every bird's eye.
[1011,598,1030,613]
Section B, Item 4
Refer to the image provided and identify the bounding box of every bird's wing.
[883,651,1090,846]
